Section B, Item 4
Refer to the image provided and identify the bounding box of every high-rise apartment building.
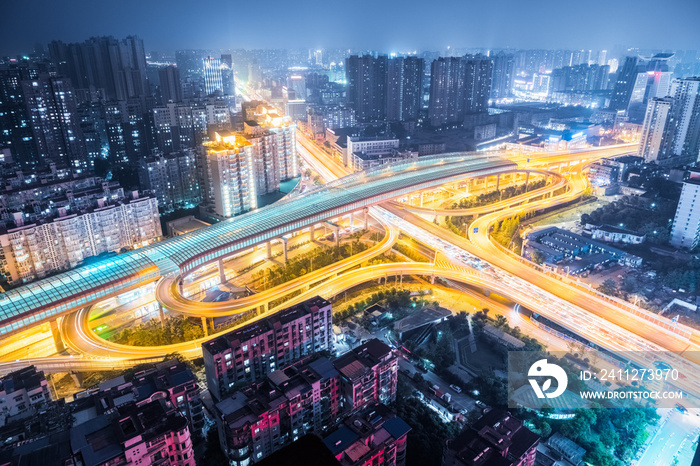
[386,56,424,121]
[139,150,200,211]
[346,55,388,122]
[671,169,700,249]
[428,55,493,127]
[159,65,183,103]
[0,66,40,168]
[0,192,161,284]
[334,339,399,412]
[667,77,700,159]
[638,77,700,164]
[491,52,515,100]
[200,133,256,218]
[307,105,356,137]
[610,54,673,121]
[48,36,149,102]
[215,356,341,466]
[638,97,674,162]
[21,74,87,169]
[203,296,334,401]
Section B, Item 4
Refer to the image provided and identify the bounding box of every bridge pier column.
[430,275,435,285]
[70,371,83,388]
[281,237,288,263]
[363,207,369,230]
[525,172,530,192]
[420,192,424,207]
[349,212,354,230]
[218,258,227,285]
[266,241,272,260]
[496,173,500,191]
[310,224,315,241]
[201,317,209,337]
[50,319,65,353]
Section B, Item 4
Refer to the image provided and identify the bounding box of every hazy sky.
[2,0,699,55]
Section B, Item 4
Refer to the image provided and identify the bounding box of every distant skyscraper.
[158,65,182,103]
[386,56,424,121]
[203,56,223,95]
[597,50,608,66]
[491,52,515,100]
[48,36,149,102]
[610,56,641,111]
[429,57,466,127]
[175,49,206,77]
[345,55,388,122]
[220,54,234,96]
[428,55,492,127]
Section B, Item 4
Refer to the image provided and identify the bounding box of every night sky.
[2,0,699,55]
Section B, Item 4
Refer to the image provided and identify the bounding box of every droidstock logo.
[528,359,568,399]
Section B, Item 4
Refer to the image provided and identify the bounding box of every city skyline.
[2,0,700,55]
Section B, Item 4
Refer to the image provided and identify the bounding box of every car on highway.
[450,384,462,393]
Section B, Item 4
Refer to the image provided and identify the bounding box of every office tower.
[345,55,388,122]
[0,191,161,284]
[0,67,40,168]
[671,169,700,249]
[443,410,539,466]
[203,296,333,401]
[386,56,424,121]
[637,97,674,162]
[286,73,306,100]
[491,52,515,99]
[428,55,492,127]
[48,36,149,102]
[159,65,182,103]
[201,133,256,218]
[203,56,223,95]
[139,150,200,211]
[334,339,399,411]
[215,355,341,465]
[609,56,640,111]
[21,74,87,168]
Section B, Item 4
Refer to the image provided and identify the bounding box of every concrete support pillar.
[363,207,369,230]
[349,212,354,230]
[50,319,65,353]
[178,281,184,297]
[266,241,272,260]
[218,258,227,285]
[310,224,315,241]
[496,173,500,191]
[281,237,288,263]
[430,275,435,284]
[201,317,209,337]
[335,226,340,248]
[420,192,424,207]
[70,371,83,388]
[525,172,530,192]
